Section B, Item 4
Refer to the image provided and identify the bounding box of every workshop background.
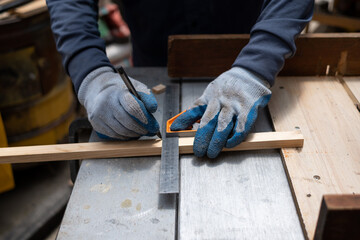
[0,0,359,239]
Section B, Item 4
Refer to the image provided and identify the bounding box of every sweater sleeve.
[46,0,114,93]
[232,0,314,86]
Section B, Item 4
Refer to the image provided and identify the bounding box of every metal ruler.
[159,84,180,194]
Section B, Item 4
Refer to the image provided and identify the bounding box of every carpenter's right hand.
[78,67,159,140]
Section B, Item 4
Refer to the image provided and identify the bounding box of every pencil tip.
[157,132,162,139]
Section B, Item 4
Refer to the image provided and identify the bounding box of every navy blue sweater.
[46,0,313,93]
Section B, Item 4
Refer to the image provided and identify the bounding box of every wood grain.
[314,194,360,240]
[268,76,360,239]
[168,33,360,78]
[0,131,303,164]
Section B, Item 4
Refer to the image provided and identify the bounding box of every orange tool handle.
[166,110,198,137]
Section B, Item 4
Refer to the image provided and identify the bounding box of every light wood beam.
[0,131,303,164]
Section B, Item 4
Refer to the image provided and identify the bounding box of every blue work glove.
[171,67,271,158]
[78,66,159,139]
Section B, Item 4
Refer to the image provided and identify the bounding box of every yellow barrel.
[0,113,15,194]
[0,7,64,108]
[2,78,76,147]
[0,6,76,147]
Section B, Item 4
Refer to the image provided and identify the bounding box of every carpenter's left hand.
[171,67,272,158]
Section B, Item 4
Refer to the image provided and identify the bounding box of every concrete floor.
[0,162,72,240]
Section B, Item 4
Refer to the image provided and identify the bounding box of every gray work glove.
[78,66,159,139]
[171,67,272,158]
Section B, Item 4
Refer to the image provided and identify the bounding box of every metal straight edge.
[159,84,180,194]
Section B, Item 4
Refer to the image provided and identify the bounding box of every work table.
[56,67,304,239]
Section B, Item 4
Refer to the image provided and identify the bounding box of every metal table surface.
[57,68,304,240]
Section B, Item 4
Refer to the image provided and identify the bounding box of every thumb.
[137,91,158,113]
[171,105,207,131]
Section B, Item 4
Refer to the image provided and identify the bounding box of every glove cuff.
[78,66,116,106]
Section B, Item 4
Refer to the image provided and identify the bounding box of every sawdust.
[121,199,132,208]
[90,183,112,193]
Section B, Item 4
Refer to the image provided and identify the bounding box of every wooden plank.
[322,195,360,209]
[168,33,360,78]
[268,76,360,239]
[179,81,304,239]
[341,76,360,109]
[0,131,304,164]
[152,84,166,94]
[14,0,47,18]
[314,194,360,240]
[313,12,360,32]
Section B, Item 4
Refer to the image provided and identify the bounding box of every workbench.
[56,33,360,239]
[56,68,304,239]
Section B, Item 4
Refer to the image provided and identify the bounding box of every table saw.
[53,33,360,239]
[56,67,304,239]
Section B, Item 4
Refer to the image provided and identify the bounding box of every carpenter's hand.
[171,67,271,158]
[78,67,159,139]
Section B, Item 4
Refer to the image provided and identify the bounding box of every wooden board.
[268,76,360,239]
[342,76,360,109]
[14,0,47,18]
[152,84,166,94]
[313,12,360,32]
[0,131,303,164]
[314,194,360,240]
[168,33,360,78]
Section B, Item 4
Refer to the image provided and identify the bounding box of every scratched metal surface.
[57,68,176,240]
[178,81,304,240]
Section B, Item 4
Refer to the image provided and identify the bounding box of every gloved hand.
[78,66,159,140]
[171,67,271,158]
